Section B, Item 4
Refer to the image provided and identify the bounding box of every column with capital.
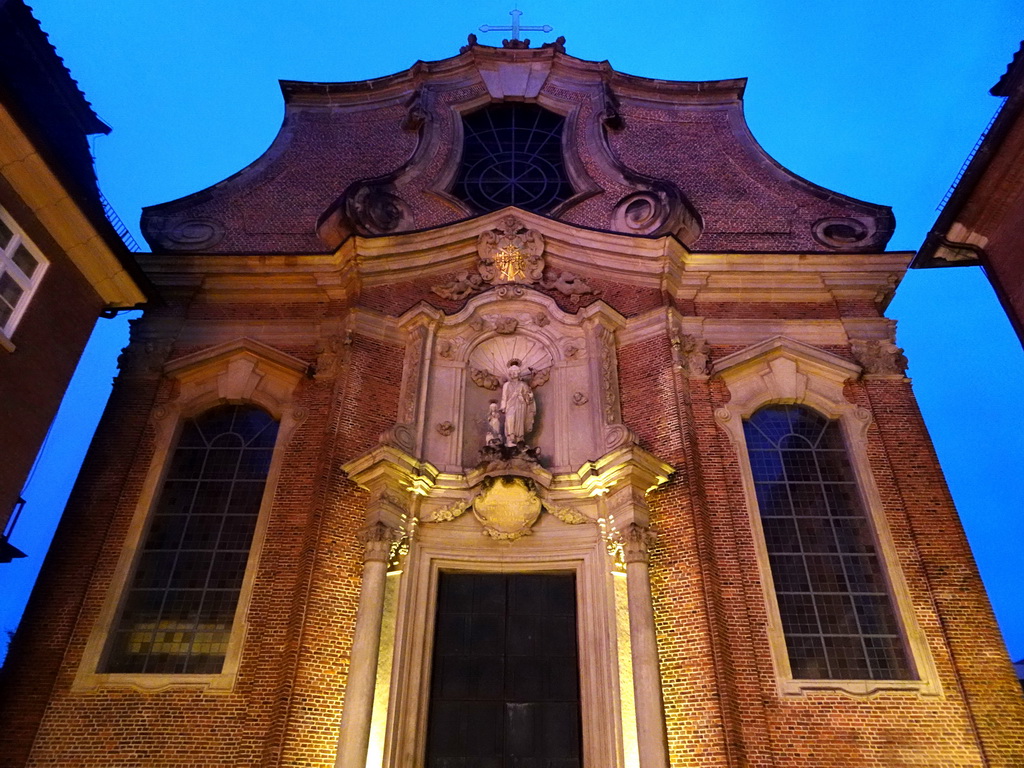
[335,522,397,768]
[622,523,670,768]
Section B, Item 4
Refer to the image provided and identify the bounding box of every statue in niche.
[500,361,536,447]
[474,358,548,466]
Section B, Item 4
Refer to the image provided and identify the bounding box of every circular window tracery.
[453,103,575,214]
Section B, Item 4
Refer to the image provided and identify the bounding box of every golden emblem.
[494,244,528,281]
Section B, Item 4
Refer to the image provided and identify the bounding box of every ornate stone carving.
[430,218,548,301]
[544,503,590,525]
[379,423,416,452]
[534,312,550,327]
[494,316,519,335]
[426,499,471,523]
[358,522,398,563]
[811,216,874,250]
[500,361,537,446]
[117,339,173,378]
[613,192,668,235]
[403,89,428,131]
[436,421,455,436]
[873,273,900,307]
[432,270,485,301]
[436,338,461,359]
[600,81,624,131]
[470,359,551,449]
[573,391,589,406]
[470,366,502,391]
[346,182,412,235]
[494,284,527,300]
[472,476,543,541]
[563,341,583,359]
[671,333,710,377]
[314,334,346,379]
[621,523,657,564]
[478,217,546,284]
[400,326,427,422]
[147,216,226,251]
[539,270,598,302]
[425,481,591,538]
[597,326,618,424]
[851,339,908,376]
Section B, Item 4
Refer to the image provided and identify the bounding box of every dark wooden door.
[425,572,582,768]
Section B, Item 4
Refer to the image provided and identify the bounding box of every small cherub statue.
[485,401,503,446]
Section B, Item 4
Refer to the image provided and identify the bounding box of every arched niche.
[397,290,627,476]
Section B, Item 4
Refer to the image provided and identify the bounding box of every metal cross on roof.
[479,9,552,41]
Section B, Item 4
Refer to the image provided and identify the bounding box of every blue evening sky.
[3,1,1023,663]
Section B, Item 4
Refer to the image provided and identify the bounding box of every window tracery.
[453,103,574,214]
[743,404,911,680]
[103,405,279,674]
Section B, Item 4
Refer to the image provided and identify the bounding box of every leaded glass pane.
[104,404,278,674]
[453,103,575,214]
[744,404,913,680]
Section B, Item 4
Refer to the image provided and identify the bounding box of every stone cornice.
[134,212,912,311]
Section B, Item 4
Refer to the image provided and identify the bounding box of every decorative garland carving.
[598,326,618,424]
[399,326,427,422]
[424,481,592,539]
[426,499,471,523]
[544,503,590,525]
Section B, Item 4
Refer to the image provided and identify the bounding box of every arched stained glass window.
[743,404,913,680]
[452,103,574,214]
[104,405,279,674]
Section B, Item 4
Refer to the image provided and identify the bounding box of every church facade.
[2,38,1022,767]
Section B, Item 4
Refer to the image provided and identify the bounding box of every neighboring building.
[2,35,1022,767]
[913,41,1024,347]
[0,0,149,562]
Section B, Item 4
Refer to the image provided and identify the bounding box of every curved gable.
[141,40,893,254]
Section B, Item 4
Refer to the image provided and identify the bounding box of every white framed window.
[713,336,941,697]
[0,207,48,340]
[74,339,309,692]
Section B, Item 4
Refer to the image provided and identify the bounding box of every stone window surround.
[712,335,941,697]
[0,205,49,351]
[73,338,307,693]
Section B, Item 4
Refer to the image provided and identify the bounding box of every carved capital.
[671,333,710,377]
[851,339,908,377]
[117,339,173,378]
[621,523,657,564]
[358,522,398,563]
